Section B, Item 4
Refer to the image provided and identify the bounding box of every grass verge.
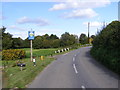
[3,56,54,88]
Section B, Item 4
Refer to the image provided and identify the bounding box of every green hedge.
[91,21,120,75]
[2,49,26,60]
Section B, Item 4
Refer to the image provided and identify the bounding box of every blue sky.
[1,0,119,39]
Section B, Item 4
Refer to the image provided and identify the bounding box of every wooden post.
[30,40,33,62]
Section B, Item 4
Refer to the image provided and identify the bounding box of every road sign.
[28,31,35,40]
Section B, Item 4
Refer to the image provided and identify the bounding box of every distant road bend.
[28,47,119,88]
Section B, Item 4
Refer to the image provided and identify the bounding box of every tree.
[33,36,43,49]
[23,38,30,48]
[49,34,59,40]
[91,21,120,75]
[1,26,13,49]
[42,39,51,48]
[79,33,88,44]
[51,39,60,48]
[12,37,23,49]
[91,35,95,39]
[60,32,76,47]
[43,34,49,40]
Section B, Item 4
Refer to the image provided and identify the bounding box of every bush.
[91,21,120,75]
[2,49,26,60]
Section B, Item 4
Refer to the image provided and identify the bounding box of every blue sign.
[28,31,35,40]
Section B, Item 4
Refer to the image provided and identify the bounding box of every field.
[24,48,58,58]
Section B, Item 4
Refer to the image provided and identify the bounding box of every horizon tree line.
[1,26,95,50]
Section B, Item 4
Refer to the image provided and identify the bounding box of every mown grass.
[3,57,54,88]
[24,48,58,58]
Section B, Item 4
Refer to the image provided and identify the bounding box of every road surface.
[28,47,119,88]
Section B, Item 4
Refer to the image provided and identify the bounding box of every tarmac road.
[28,47,119,89]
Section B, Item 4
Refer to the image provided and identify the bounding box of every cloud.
[17,16,49,26]
[61,8,98,19]
[49,0,111,11]
[11,32,27,39]
[8,25,26,31]
[49,0,110,19]
[83,21,103,27]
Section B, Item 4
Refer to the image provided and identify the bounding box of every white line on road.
[73,57,75,62]
[81,85,86,90]
[73,64,78,74]
[74,54,76,57]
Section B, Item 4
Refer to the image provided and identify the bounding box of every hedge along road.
[27,47,119,88]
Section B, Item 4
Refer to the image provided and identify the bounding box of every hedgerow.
[91,21,120,75]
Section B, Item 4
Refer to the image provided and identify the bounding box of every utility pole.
[88,22,90,44]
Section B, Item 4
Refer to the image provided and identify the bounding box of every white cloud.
[8,25,26,31]
[49,0,111,11]
[61,8,98,19]
[17,16,49,26]
[11,32,27,39]
[49,0,111,19]
[83,21,103,27]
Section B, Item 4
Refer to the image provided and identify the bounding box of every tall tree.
[12,37,23,49]
[79,33,88,44]
[23,38,30,48]
[1,26,13,49]
[33,36,43,49]
[60,32,76,47]
[49,34,59,40]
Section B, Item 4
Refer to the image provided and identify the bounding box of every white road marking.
[73,57,75,61]
[73,64,78,74]
[81,85,86,90]
[74,54,76,57]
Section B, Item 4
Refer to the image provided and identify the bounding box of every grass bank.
[3,57,54,88]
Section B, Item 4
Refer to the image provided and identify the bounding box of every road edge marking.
[73,57,75,61]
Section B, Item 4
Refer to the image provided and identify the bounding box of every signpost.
[28,30,35,61]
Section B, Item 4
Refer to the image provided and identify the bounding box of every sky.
[0,0,119,39]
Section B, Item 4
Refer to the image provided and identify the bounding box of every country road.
[27,47,119,88]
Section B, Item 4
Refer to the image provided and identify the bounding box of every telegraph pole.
[88,22,90,44]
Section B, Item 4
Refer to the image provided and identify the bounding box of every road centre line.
[73,64,78,74]
[73,57,75,61]
[81,85,86,90]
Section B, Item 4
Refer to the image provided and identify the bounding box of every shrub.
[2,49,25,60]
[91,21,120,75]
